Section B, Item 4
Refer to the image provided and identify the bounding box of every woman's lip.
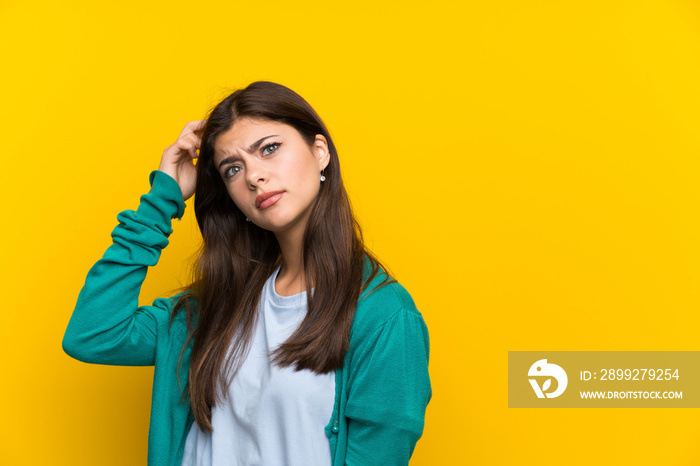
[256,190,284,210]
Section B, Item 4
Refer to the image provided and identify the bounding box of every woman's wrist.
[145,170,187,221]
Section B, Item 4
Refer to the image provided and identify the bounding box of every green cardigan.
[62,170,432,466]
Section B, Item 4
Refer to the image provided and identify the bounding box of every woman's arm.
[62,120,205,366]
[344,303,432,465]
[61,170,186,365]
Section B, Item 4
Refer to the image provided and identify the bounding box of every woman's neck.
[274,229,306,297]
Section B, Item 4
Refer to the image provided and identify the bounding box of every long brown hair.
[170,81,391,432]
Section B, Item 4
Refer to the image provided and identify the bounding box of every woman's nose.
[246,160,268,188]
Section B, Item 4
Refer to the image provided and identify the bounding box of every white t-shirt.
[180,266,336,466]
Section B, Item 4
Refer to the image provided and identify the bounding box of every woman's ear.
[313,134,331,171]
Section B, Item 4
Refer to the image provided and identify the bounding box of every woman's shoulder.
[351,262,425,342]
[358,272,416,315]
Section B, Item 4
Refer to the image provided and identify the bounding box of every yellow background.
[2,0,700,464]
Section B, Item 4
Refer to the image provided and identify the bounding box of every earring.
[246,217,251,222]
[320,170,326,182]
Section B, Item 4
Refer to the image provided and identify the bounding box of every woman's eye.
[224,165,242,179]
[262,142,280,156]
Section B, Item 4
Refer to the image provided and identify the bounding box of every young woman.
[63,81,431,466]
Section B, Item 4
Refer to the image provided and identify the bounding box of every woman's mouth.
[256,190,284,210]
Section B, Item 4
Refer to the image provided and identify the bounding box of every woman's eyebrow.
[217,155,238,170]
[247,134,279,154]
[217,134,280,170]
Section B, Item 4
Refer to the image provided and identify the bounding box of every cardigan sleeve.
[344,307,432,465]
[62,170,186,366]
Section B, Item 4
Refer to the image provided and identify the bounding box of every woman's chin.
[250,216,301,235]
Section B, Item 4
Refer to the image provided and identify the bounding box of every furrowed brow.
[247,134,279,154]
[217,156,236,171]
[217,134,280,170]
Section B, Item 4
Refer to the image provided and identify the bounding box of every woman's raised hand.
[158,119,207,201]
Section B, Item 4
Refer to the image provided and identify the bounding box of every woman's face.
[213,117,330,236]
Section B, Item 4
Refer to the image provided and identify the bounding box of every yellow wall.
[2,0,700,464]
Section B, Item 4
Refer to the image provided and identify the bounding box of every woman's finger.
[190,119,207,129]
[179,120,207,139]
[177,130,203,150]
[181,132,201,152]
[170,133,199,156]
[176,138,198,160]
